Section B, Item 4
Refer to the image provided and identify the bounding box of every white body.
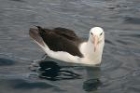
[34,27,105,66]
[34,40,104,66]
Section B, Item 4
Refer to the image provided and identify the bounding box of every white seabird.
[29,26,105,66]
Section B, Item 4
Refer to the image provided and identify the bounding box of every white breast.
[79,41,104,65]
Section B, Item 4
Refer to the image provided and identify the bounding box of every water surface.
[0,0,140,93]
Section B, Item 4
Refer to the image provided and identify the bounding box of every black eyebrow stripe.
[100,33,103,35]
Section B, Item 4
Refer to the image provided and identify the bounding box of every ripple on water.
[0,54,16,66]
[105,39,115,45]
[124,17,140,24]
[0,58,16,66]
[0,79,53,89]
[126,71,140,93]
[107,67,131,79]
[116,40,129,45]
[119,34,140,38]
[10,0,25,3]
[101,55,122,72]
[101,55,132,79]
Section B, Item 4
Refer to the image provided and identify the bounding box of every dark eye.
[100,33,103,36]
[91,33,93,35]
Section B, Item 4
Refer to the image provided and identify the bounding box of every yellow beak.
[93,35,99,52]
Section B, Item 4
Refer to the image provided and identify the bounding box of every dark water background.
[0,0,140,93]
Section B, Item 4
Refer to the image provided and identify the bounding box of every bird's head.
[89,27,105,52]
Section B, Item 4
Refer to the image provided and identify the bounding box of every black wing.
[29,26,83,57]
[53,27,79,40]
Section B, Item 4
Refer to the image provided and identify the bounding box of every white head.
[89,27,105,52]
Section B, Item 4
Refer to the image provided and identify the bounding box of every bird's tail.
[29,26,46,47]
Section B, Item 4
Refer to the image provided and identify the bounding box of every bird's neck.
[81,39,104,65]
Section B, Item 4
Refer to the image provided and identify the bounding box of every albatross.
[29,26,105,66]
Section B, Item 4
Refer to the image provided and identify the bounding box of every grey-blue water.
[0,0,140,93]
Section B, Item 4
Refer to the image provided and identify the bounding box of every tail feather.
[29,27,45,47]
[36,26,45,35]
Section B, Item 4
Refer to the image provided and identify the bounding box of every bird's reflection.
[83,66,101,92]
[30,58,102,92]
[37,61,82,81]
